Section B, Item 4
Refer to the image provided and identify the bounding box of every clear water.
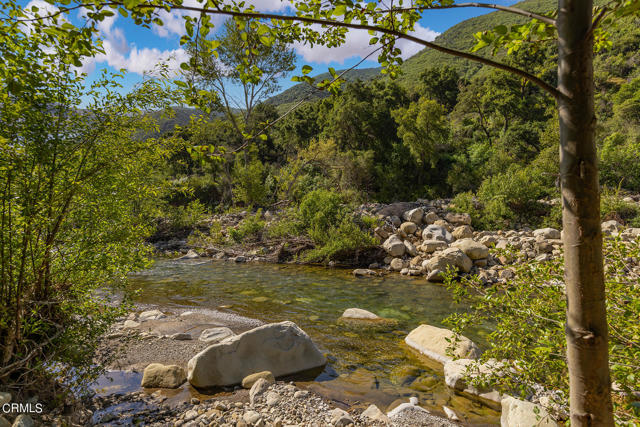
[128,259,500,425]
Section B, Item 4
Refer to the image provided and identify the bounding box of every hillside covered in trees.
[160,5,640,232]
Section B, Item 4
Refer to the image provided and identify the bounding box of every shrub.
[232,150,268,207]
[229,210,266,243]
[165,200,209,230]
[601,186,640,225]
[298,189,345,244]
[443,238,640,423]
[302,217,378,262]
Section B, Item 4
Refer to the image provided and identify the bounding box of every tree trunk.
[557,0,614,425]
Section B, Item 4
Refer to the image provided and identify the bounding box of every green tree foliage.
[420,66,462,112]
[393,97,450,167]
[443,237,640,423]
[189,18,295,134]
[0,14,175,395]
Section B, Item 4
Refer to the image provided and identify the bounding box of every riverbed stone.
[533,228,561,240]
[341,308,379,320]
[242,410,261,425]
[11,415,34,427]
[403,208,424,224]
[404,240,418,256]
[187,321,326,388]
[390,258,404,271]
[199,327,235,344]
[421,240,448,253]
[242,371,275,389]
[141,363,186,388]
[178,249,200,260]
[249,378,270,405]
[139,309,166,322]
[423,211,440,224]
[601,219,623,236]
[451,238,489,260]
[400,221,418,235]
[445,212,472,226]
[405,324,480,364]
[422,224,454,243]
[352,268,378,277]
[0,392,10,406]
[424,248,472,280]
[444,358,503,409]
[361,404,390,423]
[452,225,473,240]
[501,396,558,427]
[329,408,354,427]
[123,319,140,329]
[383,235,406,257]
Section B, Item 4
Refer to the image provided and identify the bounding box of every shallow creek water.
[116,259,500,425]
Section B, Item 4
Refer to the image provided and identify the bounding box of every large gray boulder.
[405,324,480,364]
[383,235,406,257]
[501,396,558,427]
[451,238,489,260]
[187,321,326,388]
[422,224,454,243]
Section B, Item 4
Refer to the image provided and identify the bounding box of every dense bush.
[443,238,640,423]
[0,23,176,397]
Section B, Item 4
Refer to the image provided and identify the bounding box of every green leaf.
[301,65,313,75]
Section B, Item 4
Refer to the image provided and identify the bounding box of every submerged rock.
[187,321,326,388]
[352,268,378,277]
[405,324,480,364]
[340,308,379,320]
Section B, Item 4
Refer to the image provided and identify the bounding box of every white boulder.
[501,396,558,427]
[187,321,326,388]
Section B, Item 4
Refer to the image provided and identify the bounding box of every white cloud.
[293,23,439,64]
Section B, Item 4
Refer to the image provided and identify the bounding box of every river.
[124,259,500,425]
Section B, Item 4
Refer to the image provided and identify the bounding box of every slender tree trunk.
[557,0,613,425]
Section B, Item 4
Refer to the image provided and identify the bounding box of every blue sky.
[27,0,519,99]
